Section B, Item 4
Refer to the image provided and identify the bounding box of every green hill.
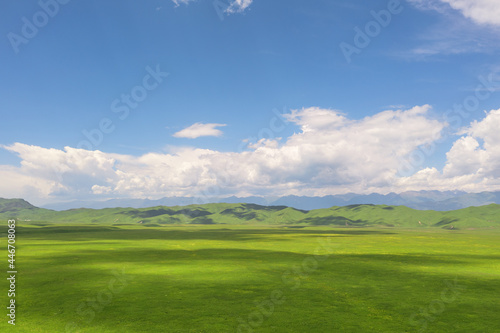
[0,198,498,228]
[0,198,39,213]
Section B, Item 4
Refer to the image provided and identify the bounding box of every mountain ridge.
[1,198,499,229]
[37,190,500,211]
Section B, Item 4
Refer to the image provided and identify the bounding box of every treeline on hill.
[0,198,499,229]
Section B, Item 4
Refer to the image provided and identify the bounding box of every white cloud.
[0,165,58,205]
[172,123,227,139]
[226,0,253,14]
[407,0,449,12]
[409,0,500,26]
[171,0,253,14]
[171,0,195,7]
[0,144,120,204]
[440,0,500,26]
[283,107,348,132]
[443,136,485,177]
[1,105,460,203]
[450,108,500,177]
[400,109,500,192]
[7,108,500,201]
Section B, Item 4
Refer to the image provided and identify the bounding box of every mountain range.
[40,190,500,211]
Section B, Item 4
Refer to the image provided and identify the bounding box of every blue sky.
[1,0,500,205]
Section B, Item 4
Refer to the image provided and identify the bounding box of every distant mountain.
[41,197,199,211]
[413,191,500,211]
[217,196,273,206]
[39,190,500,211]
[271,191,469,210]
[41,196,273,211]
[1,198,499,229]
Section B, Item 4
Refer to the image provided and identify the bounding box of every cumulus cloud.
[447,108,500,178]
[0,166,58,205]
[172,123,227,139]
[9,108,500,200]
[1,105,459,203]
[0,144,120,203]
[400,109,500,192]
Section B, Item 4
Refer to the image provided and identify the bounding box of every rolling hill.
[1,198,499,228]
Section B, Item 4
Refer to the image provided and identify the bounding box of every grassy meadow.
[2,222,499,332]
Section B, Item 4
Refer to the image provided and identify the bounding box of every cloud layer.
[2,106,500,205]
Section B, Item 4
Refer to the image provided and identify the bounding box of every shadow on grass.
[300,216,369,226]
[27,246,500,269]
[14,225,396,242]
[123,207,213,219]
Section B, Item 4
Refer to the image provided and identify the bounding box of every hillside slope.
[0,198,498,228]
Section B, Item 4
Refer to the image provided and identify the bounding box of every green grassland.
[1,199,499,332]
[0,223,499,332]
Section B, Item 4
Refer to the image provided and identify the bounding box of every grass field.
[2,223,499,332]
